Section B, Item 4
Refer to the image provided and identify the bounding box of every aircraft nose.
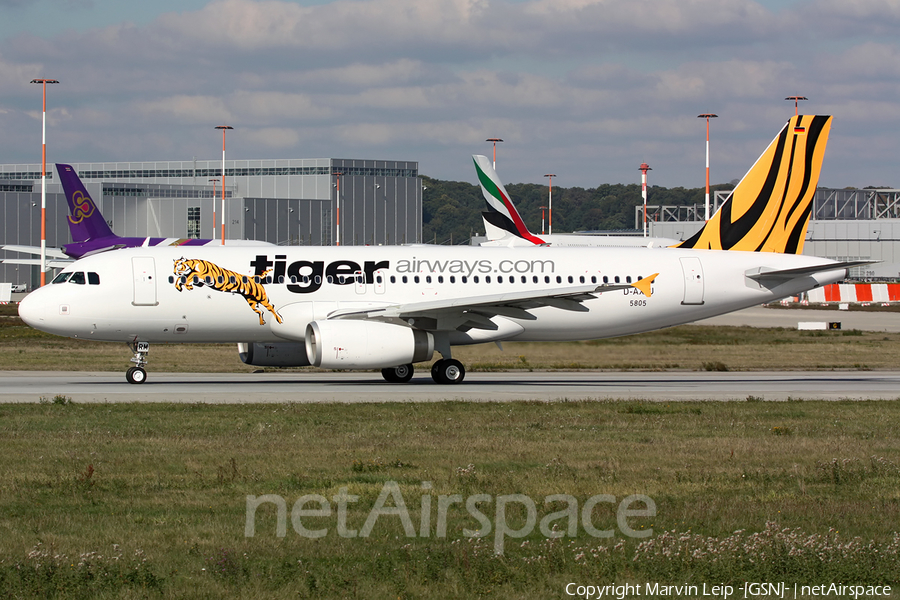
[17,287,61,331]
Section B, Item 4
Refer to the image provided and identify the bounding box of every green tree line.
[420,175,734,244]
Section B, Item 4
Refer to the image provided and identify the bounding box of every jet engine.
[305,320,433,369]
[237,342,311,367]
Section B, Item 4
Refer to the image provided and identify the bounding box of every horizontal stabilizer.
[746,260,877,282]
[1,245,68,258]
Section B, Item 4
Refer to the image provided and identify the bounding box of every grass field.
[2,303,900,597]
[1,401,899,598]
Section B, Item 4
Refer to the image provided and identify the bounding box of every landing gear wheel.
[433,358,465,385]
[381,364,414,383]
[126,366,147,384]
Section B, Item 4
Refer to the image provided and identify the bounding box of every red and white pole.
[215,125,233,245]
[31,78,58,287]
[698,113,717,221]
[544,174,556,235]
[639,162,652,237]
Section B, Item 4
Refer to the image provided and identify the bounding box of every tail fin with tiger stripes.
[677,114,832,254]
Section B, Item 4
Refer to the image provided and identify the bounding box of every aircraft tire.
[126,367,147,384]
[430,360,444,383]
[434,359,465,385]
[382,364,414,383]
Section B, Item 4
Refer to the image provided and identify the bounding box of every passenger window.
[377,276,383,284]
[88,272,100,285]
[497,276,502,283]
[449,276,455,284]
[402,276,408,283]
[326,276,334,284]
[579,276,585,283]
[556,276,562,284]
[544,276,550,284]
[486,276,491,283]
[626,276,632,283]
[168,276,174,284]
[591,276,597,284]
[242,276,248,284]
[474,276,479,283]
[462,276,468,283]
[425,276,432,284]
[522,276,527,284]
[603,276,609,283]
[614,276,620,283]
[438,276,443,284]
[230,276,237,284]
[52,272,73,284]
[568,276,574,284]
[315,276,321,284]
[414,275,420,284]
[390,276,396,283]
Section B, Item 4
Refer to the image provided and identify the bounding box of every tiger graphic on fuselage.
[173,258,283,326]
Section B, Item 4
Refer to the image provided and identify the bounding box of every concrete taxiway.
[1,370,898,403]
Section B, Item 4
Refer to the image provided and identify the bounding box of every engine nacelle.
[237,342,311,367]
[305,320,433,369]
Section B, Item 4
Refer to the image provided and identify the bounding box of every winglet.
[632,273,658,297]
[473,155,546,245]
[676,115,832,254]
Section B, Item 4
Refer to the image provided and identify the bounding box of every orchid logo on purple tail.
[68,191,96,225]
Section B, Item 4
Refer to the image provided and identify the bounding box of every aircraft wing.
[1,244,68,258]
[327,275,658,330]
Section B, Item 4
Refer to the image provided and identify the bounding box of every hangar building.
[1,158,421,287]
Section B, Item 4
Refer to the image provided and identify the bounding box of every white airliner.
[473,155,679,248]
[19,115,868,385]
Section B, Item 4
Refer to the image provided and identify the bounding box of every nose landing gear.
[126,341,149,384]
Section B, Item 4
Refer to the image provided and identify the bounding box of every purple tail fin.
[56,164,115,243]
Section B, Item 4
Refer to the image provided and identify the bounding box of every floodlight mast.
[544,174,556,235]
[486,138,503,170]
[30,78,59,287]
[215,126,233,245]
[785,96,808,116]
[697,113,718,221]
[639,162,652,237]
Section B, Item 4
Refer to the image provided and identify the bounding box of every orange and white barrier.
[805,283,900,304]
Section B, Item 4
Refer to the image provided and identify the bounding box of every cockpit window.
[52,272,73,284]
[69,272,86,285]
[88,272,100,285]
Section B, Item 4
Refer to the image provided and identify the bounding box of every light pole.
[208,179,219,238]
[539,205,548,235]
[785,96,807,116]
[544,173,556,235]
[486,138,503,170]
[639,162,652,237]
[333,172,343,246]
[215,125,233,245]
[697,113,718,221]
[31,78,59,287]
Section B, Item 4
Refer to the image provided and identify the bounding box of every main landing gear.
[431,359,465,384]
[380,359,466,384]
[126,341,150,384]
[381,364,414,383]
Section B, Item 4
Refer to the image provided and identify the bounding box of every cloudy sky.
[1,0,898,189]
